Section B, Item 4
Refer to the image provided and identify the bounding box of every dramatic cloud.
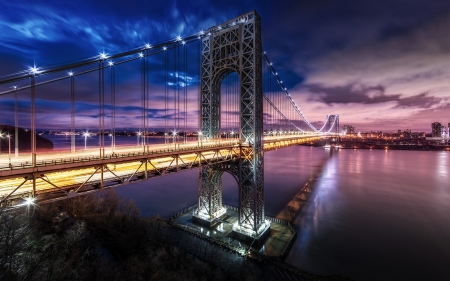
[306,84,400,104]
[0,0,449,132]
[287,8,450,131]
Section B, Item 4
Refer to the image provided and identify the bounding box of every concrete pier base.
[171,204,296,257]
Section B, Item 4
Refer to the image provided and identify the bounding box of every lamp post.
[83,132,90,151]
[198,131,202,147]
[136,131,142,146]
[109,133,113,152]
[6,134,11,163]
[230,131,235,144]
[172,131,177,149]
[164,132,168,147]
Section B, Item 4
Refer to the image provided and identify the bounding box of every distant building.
[342,125,354,135]
[403,129,411,139]
[431,122,442,137]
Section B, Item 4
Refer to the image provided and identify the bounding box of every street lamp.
[164,132,168,146]
[6,134,11,163]
[109,133,113,151]
[172,131,177,148]
[136,131,142,146]
[230,131,235,143]
[83,132,90,150]
[198,131,203,147]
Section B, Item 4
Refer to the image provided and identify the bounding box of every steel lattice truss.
[198,11,265,233]
[197,163,239,218]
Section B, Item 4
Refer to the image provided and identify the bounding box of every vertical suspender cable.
[164,47,168,145]
[198,37,201,135]
[98,60,105,157]
[70,74,75,152]
[176,43,179,138]
[144,49,148,147]
[141,49,147,147]
[141,51,144,147]
[111,64,115,151]
[146,50,149,146]
[98,61,101,156]
[14,87,18,157]
[31,75,36,166]
[174,44,177,142]
[184,43,188,143]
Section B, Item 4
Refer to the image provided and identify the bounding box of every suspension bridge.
[0,11,338,240]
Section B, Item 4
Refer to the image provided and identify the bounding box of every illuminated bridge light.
[29,65,39,75]
[145,43,151,49]
[181,41,186,45]
[99,52,108,59]
[108,61,114,66]
[139,52,144,58]
[163,46,167,51]
[68,71,74,76]
[176,35,182,41]
[25,196,35,206]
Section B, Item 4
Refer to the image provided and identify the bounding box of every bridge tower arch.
[195,11,267,238]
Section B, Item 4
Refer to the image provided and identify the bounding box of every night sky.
[1,0,449,132]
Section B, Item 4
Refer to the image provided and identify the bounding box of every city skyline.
[0,0,449,131]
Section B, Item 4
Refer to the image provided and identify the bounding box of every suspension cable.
[262,51,333,133]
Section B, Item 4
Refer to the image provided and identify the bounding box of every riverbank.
[0,190,351,281]
[304,140,450,151]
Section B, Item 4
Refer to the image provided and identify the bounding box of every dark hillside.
[0,125,53,151]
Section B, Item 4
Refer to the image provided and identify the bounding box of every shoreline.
[303,143,450,151]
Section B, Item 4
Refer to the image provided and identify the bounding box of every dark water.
[285,148,450,281]
[46,135,449,280]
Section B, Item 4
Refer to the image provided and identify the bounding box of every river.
[44,135,450,280]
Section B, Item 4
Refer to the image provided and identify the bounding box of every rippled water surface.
[111,145,449,280]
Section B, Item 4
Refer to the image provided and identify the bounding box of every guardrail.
[0,143,239,171]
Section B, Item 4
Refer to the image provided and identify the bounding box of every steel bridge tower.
[193,11,269,240]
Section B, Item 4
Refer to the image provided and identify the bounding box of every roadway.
[0,134,321,206]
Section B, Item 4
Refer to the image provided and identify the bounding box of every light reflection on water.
[286,148,450,281]
[112,145,449,280]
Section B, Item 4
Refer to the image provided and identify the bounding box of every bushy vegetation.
[0,191,257,281]
[1,190,352,281]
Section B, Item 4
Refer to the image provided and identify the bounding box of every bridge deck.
[0,135,321,207]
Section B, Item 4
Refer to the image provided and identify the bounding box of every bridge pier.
[193,165,227,227]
